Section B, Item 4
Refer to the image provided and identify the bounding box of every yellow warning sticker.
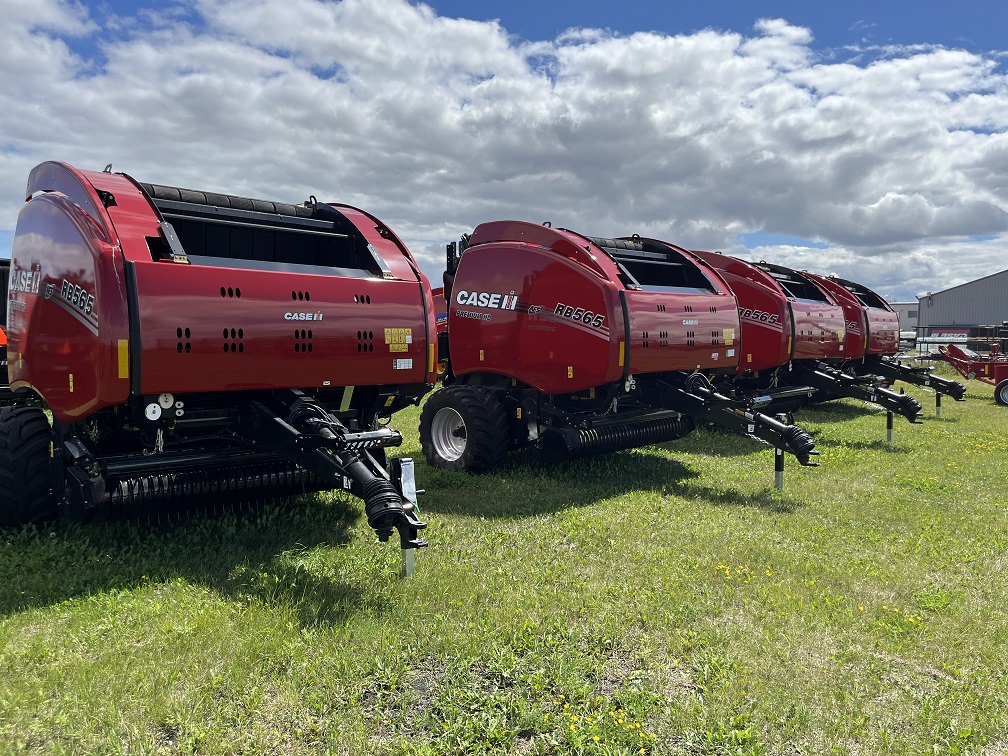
[723,328,735,346]
[384,328,412,349]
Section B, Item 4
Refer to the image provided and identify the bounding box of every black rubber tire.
[995,379,1008,406]
[419,385,510,473]
[0,406,56,526]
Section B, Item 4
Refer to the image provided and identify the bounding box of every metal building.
[889,301,919,329]
[916,268,1008,347]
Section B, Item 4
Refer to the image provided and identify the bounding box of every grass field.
[1,367,1006,754]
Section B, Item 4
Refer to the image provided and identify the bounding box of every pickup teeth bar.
[97,461,325,521]
[533,414,696,463]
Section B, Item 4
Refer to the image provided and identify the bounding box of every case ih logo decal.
[285,311,324,321]
[454,289,519,310]
[10,267,41,295]
[554,302,605,329]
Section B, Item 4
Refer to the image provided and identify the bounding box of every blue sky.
[425,1,1006,54]
[2,0,1007,301]
[79,0,1008,56]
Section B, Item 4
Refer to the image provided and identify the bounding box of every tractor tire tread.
[995,379,1008,406]
[420,385,510,473]
[0,406,55,527]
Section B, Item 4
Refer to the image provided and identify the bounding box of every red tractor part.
[422,221,817,473]
[937,344,1008,405]
[801,273,966,401]
[689,252,922,423]
[2,161,435,549]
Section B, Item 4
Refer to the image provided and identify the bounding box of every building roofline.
[916,268,1008,301]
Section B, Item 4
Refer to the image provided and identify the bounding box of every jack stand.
[774,413,788,490]
[394,457,420,578]
[936,392,942,418]
[886,411,894,444]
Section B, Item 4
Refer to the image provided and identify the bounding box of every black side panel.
[620,290,631,383]
[124,260,142,396]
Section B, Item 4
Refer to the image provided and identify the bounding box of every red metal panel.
[8,192,130,420]
[790,300,847,362]
[447,242,624,394]
[692,251,792,372]
[800,273,869,359]
[132,262,430,394]
[623,289,740,374]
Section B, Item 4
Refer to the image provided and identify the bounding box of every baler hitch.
[254,392,427,549]
[655,375,819,466]
[861,355,966,401]
[797,363,923,423]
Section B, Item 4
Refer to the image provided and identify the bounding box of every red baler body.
[8,162,436,422]
[3,161,434,546]
[690,252,846,372]
[447,222,739,395]
[798,273,899,359]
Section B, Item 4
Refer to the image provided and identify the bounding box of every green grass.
[2,367,1007,754]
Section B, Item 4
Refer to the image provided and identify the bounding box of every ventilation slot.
[176,326,192,354]
[656,304,666,312]
[357,330,374,353]
[220,286,242,298]
[711,330,721,346]
[642,331,649,349]
[354,294,372,304]
[292,290,311,302]
[687,330,695,347]
[223,327,244,354]
[295,329,313,353]
[684,305,693,313]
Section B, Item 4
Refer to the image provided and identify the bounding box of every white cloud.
[1,0,1006,305]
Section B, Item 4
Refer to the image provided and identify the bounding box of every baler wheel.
[0,406,56,526]
[420,386,509,473]
[995,379,1008,406]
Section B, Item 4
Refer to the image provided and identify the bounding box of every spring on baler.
[104,460,324,520]
[535,415,696,462]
